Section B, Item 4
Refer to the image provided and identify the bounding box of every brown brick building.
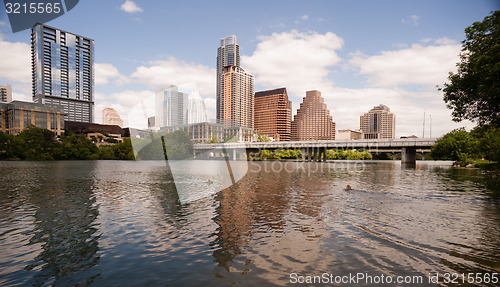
[291,90,335,141]
[254,88,291,141]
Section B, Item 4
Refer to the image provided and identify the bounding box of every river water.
[0,160,498,286]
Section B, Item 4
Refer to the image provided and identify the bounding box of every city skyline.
[0,1,498,137]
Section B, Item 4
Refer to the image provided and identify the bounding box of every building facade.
[31,23,94,123]
[291,90,336,141]
[217,35,239,121]
[160,122,253,143]
[155,85,188,128]
[360,104,396,139]
[0,84,12,103]
[187,97,208,124]
[216,35,254,129]
[337,129,363,140]
[0,101,64,135]
[254,87,291,141]
[102,107,123,127]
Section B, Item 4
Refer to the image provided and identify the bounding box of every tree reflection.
[25,162,100,286]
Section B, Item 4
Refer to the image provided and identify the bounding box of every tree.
[14,125,59,160]
[441,11,500,126]
[430,128,477,162]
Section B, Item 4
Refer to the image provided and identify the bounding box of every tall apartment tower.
[254,87,291,141]
[291,90,336,141]
[31,23,94,123]
[155,85,188,127]
[0,84,12,103]
[216,35,254,128]
[360,104,396,139]
[102,107,123,127]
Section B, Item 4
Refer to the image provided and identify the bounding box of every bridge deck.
[194,138,437,150]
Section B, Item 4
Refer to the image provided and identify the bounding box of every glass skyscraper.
[155,85,189,127]
[31,23,94,123]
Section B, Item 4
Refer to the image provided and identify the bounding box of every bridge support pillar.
[307,149,311,161]
[401,147,416,164]
[232,149,237,161]
[302,148,305,161]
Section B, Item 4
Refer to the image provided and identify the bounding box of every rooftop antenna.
[422,108,426,138]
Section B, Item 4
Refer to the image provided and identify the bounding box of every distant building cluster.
[1,24,397,142]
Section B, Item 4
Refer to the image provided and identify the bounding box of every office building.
[216,35,254,129]
[102,107,123,127]
[187,97,208,124]
[360,104,396,139]
[0,84,12,103]
[291,90,335,141]
[254,87,291,141]
[31,23,94,123]
[155,85,188,127]
[338,129,363,140]
[0,101,64,135]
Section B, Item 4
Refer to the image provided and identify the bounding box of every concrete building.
[216,35,254,129]
[0,84,12,103]
[254,87,291,141]
[360,104,396,139]
[338,129,363,140]
[291,90,335,141]
[155,85,188,128]
[0,101,65,135]
[31,23,94,123]
[102,107,123,127]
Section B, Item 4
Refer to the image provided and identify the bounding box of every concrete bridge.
[193,138,437,164]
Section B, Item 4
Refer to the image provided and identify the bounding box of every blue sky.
[0,0,498,136]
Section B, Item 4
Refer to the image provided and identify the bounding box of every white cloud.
[242,30,343,93]
[402,15,420,26]
[349,41,461,87]
[95,90,153,128]
[95,63,128,86]
[242,31,468,137]
[0,20,7,26]
[131,57,216,97]
[0,36,31,84]
[301,14,309,20]
[120,0,143,13]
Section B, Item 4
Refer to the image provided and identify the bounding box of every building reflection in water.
[24,162,101,286]
[210,162,331,280]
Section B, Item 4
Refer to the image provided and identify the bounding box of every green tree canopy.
[442,11,500,126]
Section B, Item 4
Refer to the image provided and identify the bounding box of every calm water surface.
[0,160,499,286]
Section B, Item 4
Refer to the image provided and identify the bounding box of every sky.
[0,0,498,137]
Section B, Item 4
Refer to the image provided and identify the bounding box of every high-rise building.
[291,90,336,141]
[360,104,396,139]
[155,85,188,127]
[187,97,208,124]
[216,35,254,128]
[0,84,12,103]
[102,107,123,127]
[254,87,291,141]
[31,23,94,123]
